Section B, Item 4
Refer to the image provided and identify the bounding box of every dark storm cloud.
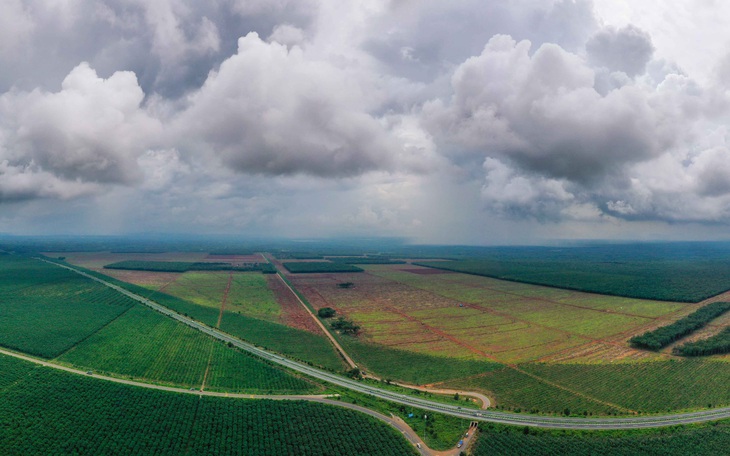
[586,25,654,77]
[363,0,597,82]
[0,0,316,97]
[3,0,730,238]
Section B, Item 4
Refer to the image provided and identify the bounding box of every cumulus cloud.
[586,25,654,77]
[481,157,576,220]
[423,35,680,184]
[0,63,161,198]
[174,32,407,177]
[0,161,100,202]
[4,0,730,241]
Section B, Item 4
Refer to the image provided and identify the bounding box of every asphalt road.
[45,259,730,430]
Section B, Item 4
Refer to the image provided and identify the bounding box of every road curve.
[0,346,444,455]
[43,259,730,430]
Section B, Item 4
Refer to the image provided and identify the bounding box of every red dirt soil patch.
[266,275,324,335]
[216,272,233,328]
[93,269,180,290]
[401,268,454,275]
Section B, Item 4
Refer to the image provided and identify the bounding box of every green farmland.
[0,354,417,456]
[58,305,316,393]
[472,421,730,456]
[0,255,135,358]
[414,256,730,303]
[75,267,345,371]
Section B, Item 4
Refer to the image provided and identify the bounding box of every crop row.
[414,257,730,303]
[59,304,316,393]
[471,421,730,456]
[0,354,417,456]
[78,269,345,371]
[518,360,730,413]
[448,366,620,416]
[0,256,136,358]
[630,302,730,350]
[338,336,500,385]
[675,327,730,356]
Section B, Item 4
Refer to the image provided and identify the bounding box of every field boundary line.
[216,271,233,328]
[0,346,333,399]
[385,305,632,412]
[53,302,136,360]
[510,365,636,414]
[261,253,358,370]
[39,258,730,430]
[274,272,358,369]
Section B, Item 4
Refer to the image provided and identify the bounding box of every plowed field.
[289,264,688,365]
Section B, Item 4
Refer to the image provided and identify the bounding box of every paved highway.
[45,259,730,430]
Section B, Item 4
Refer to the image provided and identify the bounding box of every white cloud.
[3,0,730,241]
[423,34,683,184]
[174,32,408,177]
[0,63,161,193]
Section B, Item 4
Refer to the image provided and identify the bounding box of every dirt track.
[0,347,465,455]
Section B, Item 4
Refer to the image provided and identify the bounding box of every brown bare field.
[401,268,454,275]
[266,275,323,334]
[288,264,692,365]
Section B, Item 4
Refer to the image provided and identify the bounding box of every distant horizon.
[5,233,730,250]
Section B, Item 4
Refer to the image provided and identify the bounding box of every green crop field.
[337,337,501,384]
[415,253,730,303]
[75,268,345,371]
[0,255,135,358]
[155,271,232,309]
[58,305,316,393]
[226,273,282,321]
[219,312,345,371]
[519,360,730,413]
[160,271,282,322]
[0,354,418,456]
[443,359,730,415]
[630,302,730,350]
[472,421,730,456]
[447,366,623,415]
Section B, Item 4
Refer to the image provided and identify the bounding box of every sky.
[1,0,730,245]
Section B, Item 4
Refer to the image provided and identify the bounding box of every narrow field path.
[0,347,458,456]
[261,253,358,369]
[216,271,233,328]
